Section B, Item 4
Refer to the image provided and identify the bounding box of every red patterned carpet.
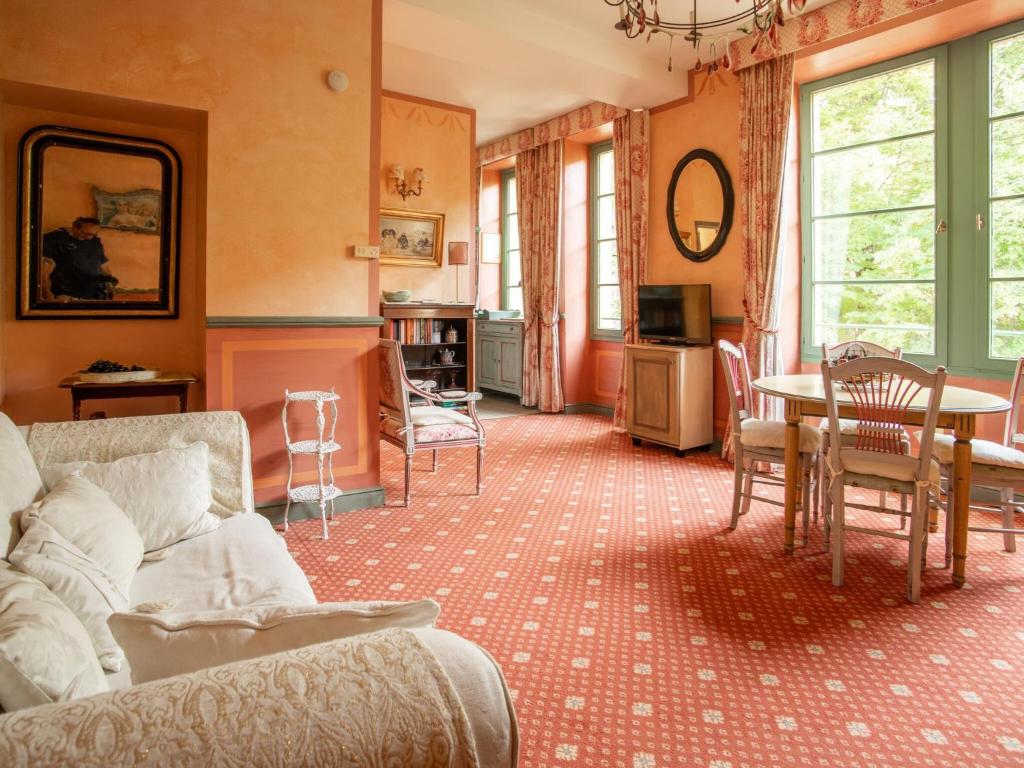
[283,414,1024,768]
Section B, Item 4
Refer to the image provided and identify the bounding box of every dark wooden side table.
[59,373,198,421]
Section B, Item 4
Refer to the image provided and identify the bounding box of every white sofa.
[0,411,517,766]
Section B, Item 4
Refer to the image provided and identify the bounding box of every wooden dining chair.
[928,356,1024,558]
[718,340,820,538]
[819,341,907,527]
[820,357,945,603]
[378,339,486,506]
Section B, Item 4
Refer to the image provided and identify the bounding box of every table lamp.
[448,241,469,304]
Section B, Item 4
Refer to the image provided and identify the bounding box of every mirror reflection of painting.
[18,125,180,318]
[39,146,163,303]
[378,208,445,267]
[672,158,724,256]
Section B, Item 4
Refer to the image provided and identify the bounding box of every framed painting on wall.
[17,125,182,319]
[379,208,444,267]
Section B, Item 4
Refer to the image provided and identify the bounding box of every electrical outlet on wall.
[353,245,379,259]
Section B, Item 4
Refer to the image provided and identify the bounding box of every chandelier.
[604,0,807,72]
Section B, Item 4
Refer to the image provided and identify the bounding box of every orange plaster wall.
[379,93,474,304]
[648,72,744,318]
[2,103,204,424]
[478,167,502,311]
[205,326,380,501]
[0,0,375,318]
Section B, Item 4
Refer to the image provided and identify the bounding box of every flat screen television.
[637,284,712,345]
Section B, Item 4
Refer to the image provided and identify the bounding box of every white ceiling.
[382,0,717,145]
[383,0,832,145]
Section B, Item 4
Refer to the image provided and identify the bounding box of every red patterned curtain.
[724,54,795,459]
[518,140,564,412]
[612,109,650,430]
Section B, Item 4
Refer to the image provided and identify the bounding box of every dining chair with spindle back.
[821,357,945,603]
[928,356,1024,557]
[820,341,908,528]
[718,340,820,537]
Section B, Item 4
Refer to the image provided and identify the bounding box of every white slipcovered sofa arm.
[0,628,517,768]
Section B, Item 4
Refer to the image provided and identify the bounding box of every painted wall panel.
[205,326,380,502]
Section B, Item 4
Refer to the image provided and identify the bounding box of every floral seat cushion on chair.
[381,407,479,444]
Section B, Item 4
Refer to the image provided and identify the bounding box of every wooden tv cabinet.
[625,343,713,454]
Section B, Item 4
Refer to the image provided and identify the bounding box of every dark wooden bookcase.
[380,303,476,392]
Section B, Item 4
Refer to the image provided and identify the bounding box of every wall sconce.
[389,165,427,200]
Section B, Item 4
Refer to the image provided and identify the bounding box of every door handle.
[976,213,985,230]
[935,219,947,234]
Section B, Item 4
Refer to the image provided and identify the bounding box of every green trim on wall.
[256,486,386,524]
[206,316,385,328]
[712,315,743,325]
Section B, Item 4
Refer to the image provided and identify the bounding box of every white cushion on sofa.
[0,561,108,711]
[130,513,316,612]
[20,474,143,592]
[0,412,42,558]
[110,599,441,684]
[41,442,221,552]
[9,519,129,672]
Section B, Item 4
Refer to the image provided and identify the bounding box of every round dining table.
[753,373,1011,587]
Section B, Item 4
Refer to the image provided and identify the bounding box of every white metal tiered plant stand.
[281,389,342,539]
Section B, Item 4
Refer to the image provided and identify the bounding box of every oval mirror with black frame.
[666,148,733,263]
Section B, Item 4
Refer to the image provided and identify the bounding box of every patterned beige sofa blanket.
[0,628,481,767]
[26,411,251,517]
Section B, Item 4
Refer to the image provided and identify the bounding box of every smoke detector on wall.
[327,70,349,92]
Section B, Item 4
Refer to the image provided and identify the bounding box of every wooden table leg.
[178,386,189,413]
[951,414,975,588]
[72,393,82,421]
[783,398,802,555]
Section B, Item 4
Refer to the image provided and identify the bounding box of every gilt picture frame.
[379,208,444,267]
[17,125,181,319]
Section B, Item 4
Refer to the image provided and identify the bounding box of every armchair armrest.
[0,629,515,767]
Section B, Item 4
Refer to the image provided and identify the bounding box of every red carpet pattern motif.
[283,414,1024,768]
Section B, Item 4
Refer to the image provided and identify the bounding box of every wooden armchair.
[378,339,485,506]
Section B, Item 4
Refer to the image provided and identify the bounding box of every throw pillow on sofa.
[10,519,130,672]
[41,442,220,552]
[0,561,108,711]
[20,474,143,591]
[109,599,442,683]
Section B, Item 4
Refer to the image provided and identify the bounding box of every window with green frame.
[800,19,1024,376]
[590,140,621,339]
[500,169,523,314]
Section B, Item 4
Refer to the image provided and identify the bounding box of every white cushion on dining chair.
[740,419,821,453]
[819,418,860,436]
[841,448,940,483]
[929,434,1024,470]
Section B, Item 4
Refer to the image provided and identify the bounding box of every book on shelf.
[390,318,460,345]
